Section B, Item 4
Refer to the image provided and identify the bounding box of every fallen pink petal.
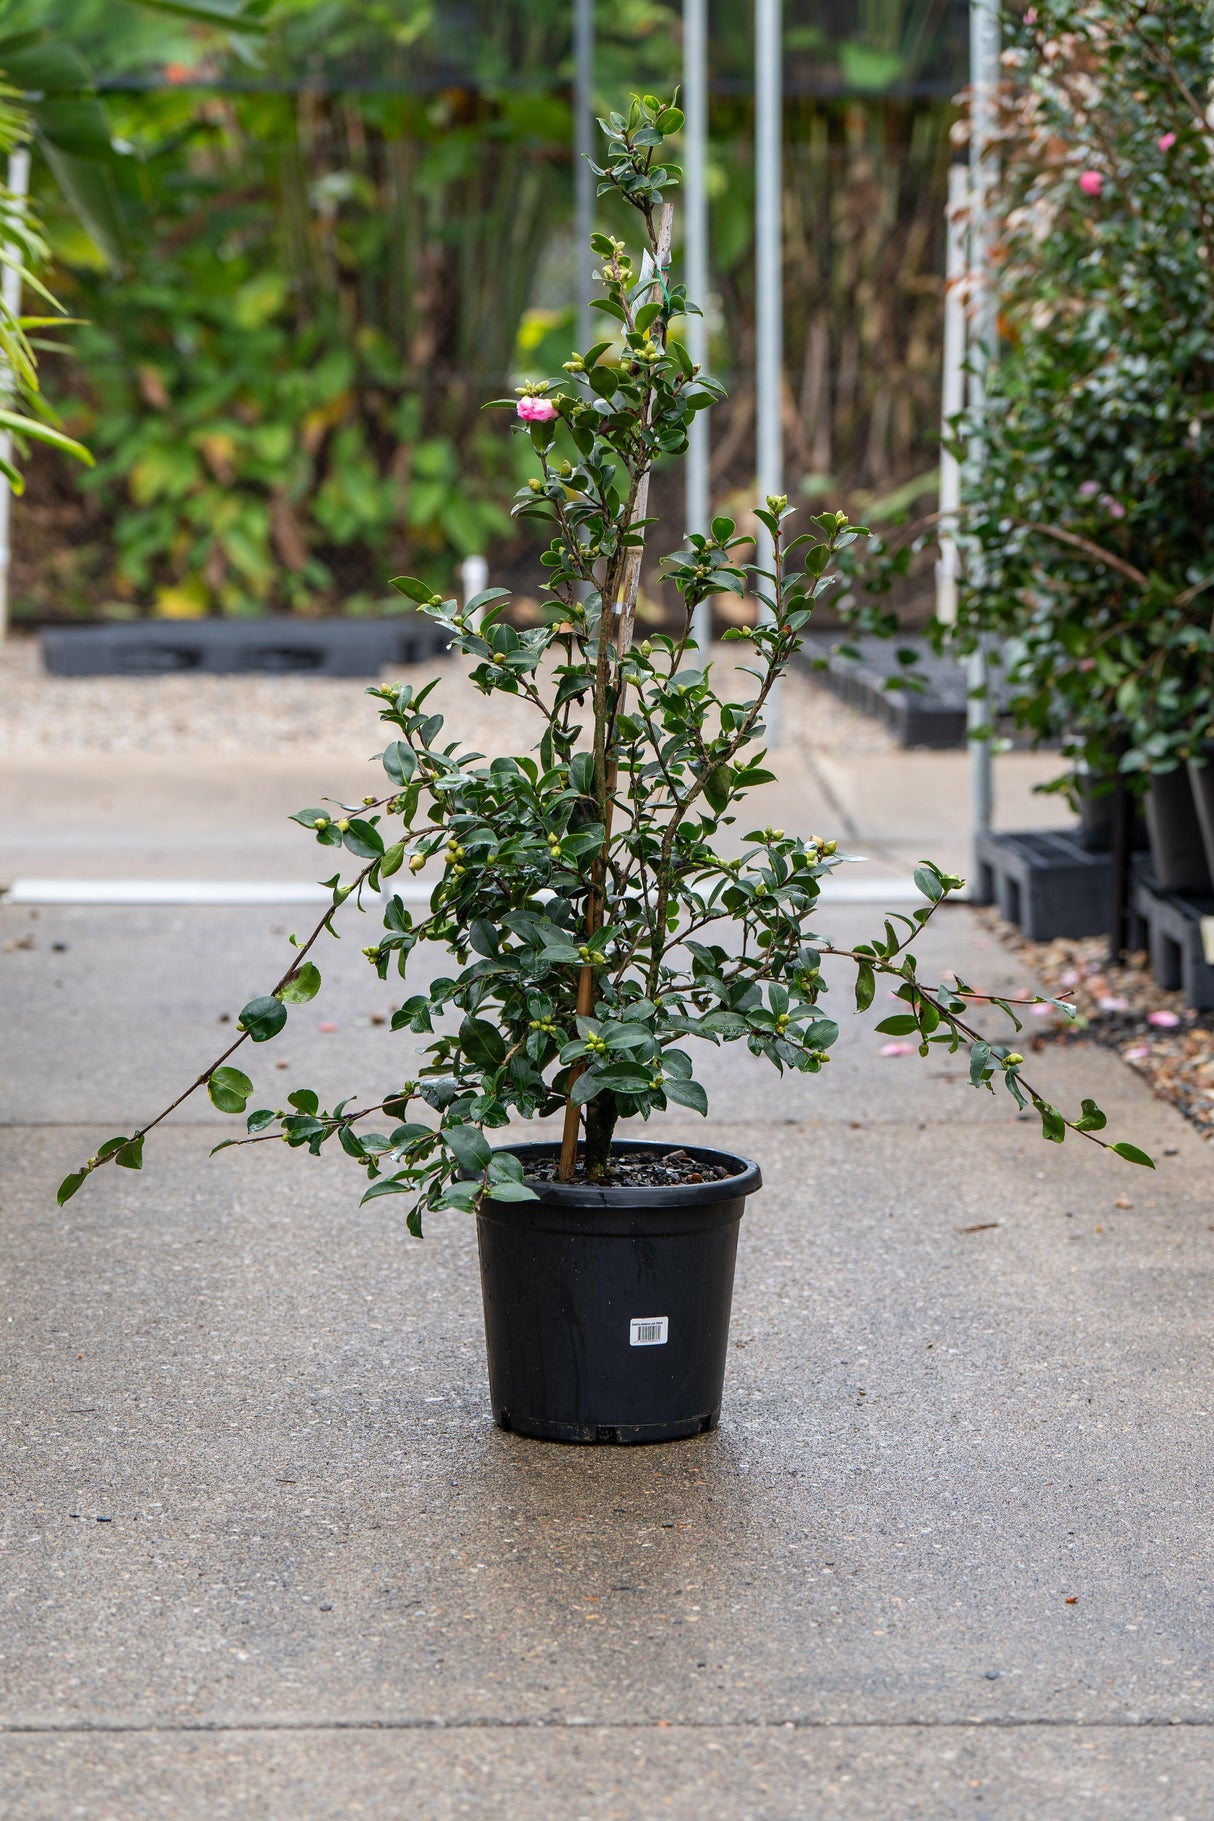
[1122,1045,1151,1062]
[1078,170,1103,197]
[318,1021,339,1033]
[1158,131,1177,151]
[1099,996,1129,1012]
[1148,1010,1181,1028]
[879,1041,916,1057]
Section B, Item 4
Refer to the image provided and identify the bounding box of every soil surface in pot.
[523,1147,742,1188]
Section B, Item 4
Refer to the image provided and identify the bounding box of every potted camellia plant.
[58,98,1151,1445]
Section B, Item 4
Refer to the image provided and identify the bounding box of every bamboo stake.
[558,202,674,1180]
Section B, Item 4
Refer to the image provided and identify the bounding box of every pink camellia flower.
[1079,170,1103,197]
[1158,131,1177,152]
[1077,479,1099,498]
[516,396,558,424]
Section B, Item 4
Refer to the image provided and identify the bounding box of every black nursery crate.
[973,828,1111,940]
[40,614,451,678]
[1132,866,1214,1011]
[796,635,1002,749]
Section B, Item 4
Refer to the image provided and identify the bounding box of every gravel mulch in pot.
[522,1148,742,1188]
[976,906,1214,1144]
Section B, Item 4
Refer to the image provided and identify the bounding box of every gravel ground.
[0,631,892,758]
[976,906,1214,1145]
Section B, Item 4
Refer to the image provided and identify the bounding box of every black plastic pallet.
[1132,867,1214,1010]
[41,614,450,678]
[796,635,1007,749]
[973,828,1111,940]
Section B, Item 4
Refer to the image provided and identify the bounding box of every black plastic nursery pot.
[1188,753,1214,890]
[475,1140,761,1445]
[1145,768,1214,895]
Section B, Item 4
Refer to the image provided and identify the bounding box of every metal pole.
[935,160,969,628]
[684,0,712,655]
[0,144,31,644]
[574,0,595,357]
[966,0,1000,836]
[754,0,783,741]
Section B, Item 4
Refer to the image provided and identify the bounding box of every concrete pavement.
[3,898,1213,1817]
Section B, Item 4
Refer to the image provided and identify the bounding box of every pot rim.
[493,1137,762,1209]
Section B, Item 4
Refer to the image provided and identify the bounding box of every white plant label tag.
[630,1316,669,1347]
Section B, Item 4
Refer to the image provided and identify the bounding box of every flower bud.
[336,818,351,833]
[408,853,426,873]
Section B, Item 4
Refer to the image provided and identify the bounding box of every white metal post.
[754,0,783,741]
[460,553,489,629]
[966,0,1001,836]
[935,160,969,628]
[0,143,32,644]
[574,0,596,358]
[684,0,712,654]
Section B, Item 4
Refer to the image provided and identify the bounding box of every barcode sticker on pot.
[630,1316,669,1347]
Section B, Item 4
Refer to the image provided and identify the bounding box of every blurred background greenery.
[4,0,966,623]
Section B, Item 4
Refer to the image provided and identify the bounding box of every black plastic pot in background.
[1188,752,1214,893]
[1145,768,1214,895]
[1076,767,1148,855]
[476,1140,761,1445]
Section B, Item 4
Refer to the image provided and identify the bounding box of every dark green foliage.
[56,93,1152,1222]
[952,0,1214,788]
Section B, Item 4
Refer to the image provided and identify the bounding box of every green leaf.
[469,920,501,958]
[486,1180,540,1202]
[279,963,322,1005]
[112,1135,143,1169]
[57,1171,86,1206]
[460,1017,506,1070]
[1040,1105,1066,1145]
[247,1108,277,1132]
[913,864,944,903]
[969,1040,992,1087]
[854,961,875,1012]
[343,819,384,859]
[388,575,437,604]
[382,742,416,785]
[446,1125,492,1173]
[662,1078,709,1115]
[1111,1141,1156,1169]
[439,1179,482,1212]
[238,995,287,1043]
[208,1066,253,1114]
[874,1015,918,1036]
[1074,1098,1107,1133]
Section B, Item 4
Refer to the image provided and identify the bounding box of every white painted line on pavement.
[2,876,968,907]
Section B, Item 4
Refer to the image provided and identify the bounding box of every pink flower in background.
[1102,495,1126,519]
[1158,131,1177,152]
[1024,5,1037,19]
[1079,170,1104,197]
[516,396,558,423]
[1078,658,1096,672]
[1077,479,1099,498]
